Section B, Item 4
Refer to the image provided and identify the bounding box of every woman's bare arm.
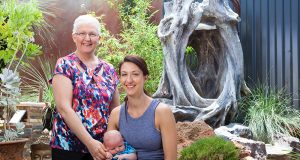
[156,104,177,160]
[107,106,121,131]
[52,74,108,160]
[109,89,120,113]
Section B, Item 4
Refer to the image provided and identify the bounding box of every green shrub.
[179,136,239,160]
[237,85,300,143]
[97,0,163,99]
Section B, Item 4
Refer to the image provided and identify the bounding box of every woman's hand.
[86,139,109,160]
[53,75,109,159]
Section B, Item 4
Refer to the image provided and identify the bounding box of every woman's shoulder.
[53,53,77,77]
[110,105,122,116]
[109,105,122,127]
[56,53,77,66]
[155,101,176,126]
[155,101,173,114]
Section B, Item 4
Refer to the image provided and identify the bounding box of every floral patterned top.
[50,53,119,153]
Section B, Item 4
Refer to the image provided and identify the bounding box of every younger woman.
[108,55,177,160]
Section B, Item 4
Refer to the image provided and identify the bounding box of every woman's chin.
[79,48,96,54]
[126,90,138,97]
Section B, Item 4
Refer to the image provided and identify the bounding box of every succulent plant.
[0,68,24,142]
[2,122,25,141]
[0,68,21,108]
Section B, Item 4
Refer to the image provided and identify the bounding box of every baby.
[103,130,137,160]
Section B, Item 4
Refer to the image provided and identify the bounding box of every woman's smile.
[120,62,147,96]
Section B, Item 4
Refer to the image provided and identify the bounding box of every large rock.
[266,133,300,160]
[265,144,291,160]
[214,124,267,160]
[219,123,253,139]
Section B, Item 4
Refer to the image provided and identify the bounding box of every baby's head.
[104,130,125,154]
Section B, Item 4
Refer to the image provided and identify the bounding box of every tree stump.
[154,0,250,128]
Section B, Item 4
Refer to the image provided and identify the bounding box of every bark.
[154,0,250,128]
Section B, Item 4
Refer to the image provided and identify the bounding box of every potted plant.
[0,0,46,159]
[0,47,29,160]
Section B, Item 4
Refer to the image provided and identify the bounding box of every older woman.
[108,55,177,160]
[51,14,120,160]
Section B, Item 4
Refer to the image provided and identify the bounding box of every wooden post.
[38,86,43,102]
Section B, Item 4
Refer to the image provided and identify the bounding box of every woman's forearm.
[57,106,93,146]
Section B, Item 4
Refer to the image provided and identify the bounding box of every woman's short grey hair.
[72,14,101,35]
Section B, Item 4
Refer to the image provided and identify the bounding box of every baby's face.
[107,138,125,154]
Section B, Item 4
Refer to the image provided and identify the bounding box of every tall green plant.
[0,0,44,66]
[0,0,45,141]
[239,85,300,143]
[97,0,163,97]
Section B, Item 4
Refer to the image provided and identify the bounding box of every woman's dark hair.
[118,55,149,77]
[119,55,150,97]
[118,55,151,120]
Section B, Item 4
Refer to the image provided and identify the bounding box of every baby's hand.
[106,152,113,160]
[114,154,127,160]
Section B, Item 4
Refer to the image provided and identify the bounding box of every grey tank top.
[119,99,164,160]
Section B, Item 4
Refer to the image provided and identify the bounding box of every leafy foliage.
[179,136,240,160]
[0,0,44,66]
[0,68,20,111]
[0,122,25,142]
[0,0,45,141]
[97,0,163,97]
[185,46,198,72]
[0,68,24,142]
[238,85,300,143]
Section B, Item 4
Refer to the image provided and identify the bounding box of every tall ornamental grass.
[239,85,300,143]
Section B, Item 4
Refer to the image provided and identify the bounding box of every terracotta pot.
[0,138,29,160]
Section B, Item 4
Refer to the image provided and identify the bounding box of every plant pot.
[0,138,29,160]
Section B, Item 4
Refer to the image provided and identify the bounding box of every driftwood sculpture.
[154,0,250,128]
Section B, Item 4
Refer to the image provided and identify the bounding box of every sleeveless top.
[119,99,164,159]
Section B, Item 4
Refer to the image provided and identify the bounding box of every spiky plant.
[240,85,300,143]
[19,57,55,108]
